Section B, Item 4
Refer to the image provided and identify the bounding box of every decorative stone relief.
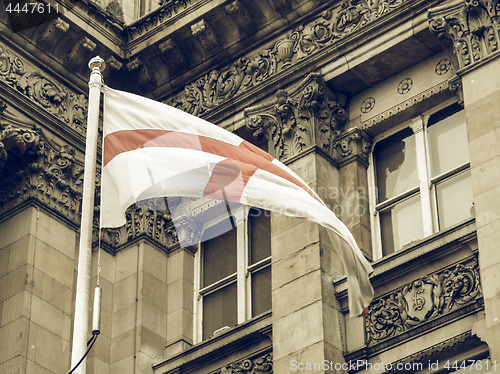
[167,0,408,116]
[0,122,84,224]
[216,353,273,374]
[244,73,347,161]
[429,0,500,71]
[0,42,88,134]
[366,258,482,347]
[129,0,196,41]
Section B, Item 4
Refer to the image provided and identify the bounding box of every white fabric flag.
[101,86,373,317]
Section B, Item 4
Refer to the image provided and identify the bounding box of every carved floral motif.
[167,0,408,116]
[0,43,88,134]
[366,258,482,346]
[429,0,500,70]
[244,73,347,161]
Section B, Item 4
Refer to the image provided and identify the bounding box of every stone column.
[245,73,364,372]
[108,239,168,373]
[429,1,500,361]
[0,123,83,373]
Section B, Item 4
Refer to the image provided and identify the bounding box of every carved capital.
[333,128,372,167]
[244,73,347,161]
[95,201,178,250]
[0,123,84,224]
[428,0,500,71]
[191,19,221,51]
[366,257,482,347]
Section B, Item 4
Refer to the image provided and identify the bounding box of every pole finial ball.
[89,56,106,72]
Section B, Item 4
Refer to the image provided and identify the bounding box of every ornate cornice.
[244,73,347,162]
[216,353,273,374]
[128,0,197,41]
[385,331,480,373]
[0,121,84,225]
[166,0,411,117]
[428,0,500,72]
[366,257,483,348]
[0,42,88,136]
[362,80,451,129]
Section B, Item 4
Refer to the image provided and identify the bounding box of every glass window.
[375,129,418,201]
[380,194,423,255]
[372,104,473,257]
[197,208,271,340]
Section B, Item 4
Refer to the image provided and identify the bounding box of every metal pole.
[70,56,105,374]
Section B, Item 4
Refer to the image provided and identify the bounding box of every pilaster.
[429,0,500,361]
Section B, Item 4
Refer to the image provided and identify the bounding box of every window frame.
[368,100,472,259]
[193,210,272,343]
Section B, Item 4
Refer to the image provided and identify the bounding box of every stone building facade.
[0,0,499,373]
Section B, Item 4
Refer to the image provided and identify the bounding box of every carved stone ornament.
[65,37,97,67]
[159,38,188,74]
[167,0,407,116]
[191,19,221,51]
[0,122,84,224]
[429,0,500,71]
[36,18,70,48]
[366,257,482,347]
[225,0,256,33]
[216,353,273,374]
[0,42,88,134]
[244,73,347,161]
[126,57,158,88]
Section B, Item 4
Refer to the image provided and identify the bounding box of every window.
[194,208,271,341]
[371,104,474,257]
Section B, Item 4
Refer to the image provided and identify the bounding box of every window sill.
[154,311,272,374]
[334,218,477,312]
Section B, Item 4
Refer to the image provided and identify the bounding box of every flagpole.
[71,56,105,374]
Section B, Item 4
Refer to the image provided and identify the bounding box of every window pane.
[380,194,423,255]
[251,266,271,317]
[249,208,271,265]
[375,130,418,201]
[202,282,237,339]
[428,109,469,177]
[202,227,237,286]
[436,170,474,229]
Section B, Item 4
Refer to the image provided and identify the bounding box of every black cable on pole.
[68,332,100,374]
